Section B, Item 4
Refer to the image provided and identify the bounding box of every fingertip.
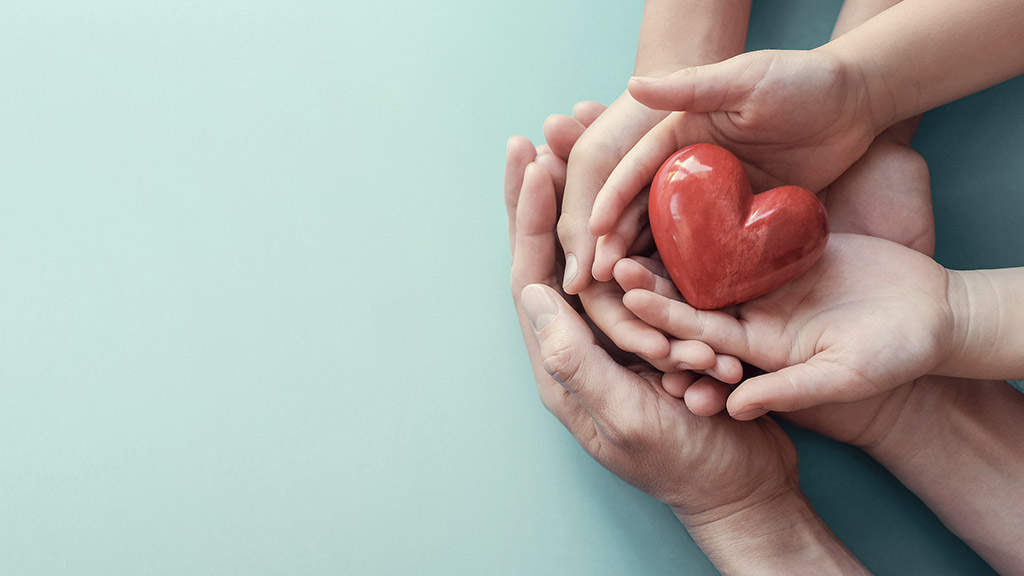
[522,160,545,184]
[628,76,658,88]
[588,211,613,238]
[662,370,695,399]
[627,76,660,105]
[620,287,645,310]
[520,283,560,333]
[611,258,648,292]
[669,339,716,371]
[729,404,768,421]
[726,385,768,420]
[588,190,621,237]
[639,331,671,360]
[684,377,729,416]
[507,134,533,155]
[561,252,588,294]
[592,235,626,283]
[572,100,606,126]
[706,355,744,385]
[610,257,631,284]
[541,113,562,132]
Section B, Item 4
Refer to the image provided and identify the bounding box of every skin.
[558,0,752,296]
[591,0,1024,257]
[511,115,1024,574]
[506,133,870,575]
[509,1,1024,571]
[542,105,746,386]
[524,112,1024,575]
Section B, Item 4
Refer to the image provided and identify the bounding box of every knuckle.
[690,310,708,340]
[569,133,620,166]
[556,212,584,242]
[540,331,583,386]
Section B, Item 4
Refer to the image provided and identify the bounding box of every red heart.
[649,143,829,310]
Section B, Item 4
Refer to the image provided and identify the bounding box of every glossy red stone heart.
[649,143,829,310]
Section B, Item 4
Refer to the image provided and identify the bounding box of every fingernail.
[629,76,657,85]
[731,405,767,421]
[521,284,559,332]
[562,253,578,290]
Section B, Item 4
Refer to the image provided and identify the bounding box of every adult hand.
[506,131,869,574]
[508,131,797,521]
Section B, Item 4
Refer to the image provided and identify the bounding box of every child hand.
[622,233,956,419]
[540,104,744,392]
[554,92,671,295]
[611,256,743,415]
[590,49,880,264]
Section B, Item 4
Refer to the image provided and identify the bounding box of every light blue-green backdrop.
[1,1,1021,574]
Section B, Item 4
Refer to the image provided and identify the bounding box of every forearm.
[943,267,1024,379]
[830,0,903,39]
[635,0,751,75]
[678,489,869,575]
[819,0,1024,131]
[864,377,1024,574]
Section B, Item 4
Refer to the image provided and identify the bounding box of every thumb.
[629,51,771,113]
[521,284,634,416]
[725,358,870,420]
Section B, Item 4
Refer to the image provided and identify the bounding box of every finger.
[628,52,768,112]
[593,188,650,282]
[664,338,716,372]
[543,114,587,163]
[521,283,638,423]
[622,289,751,358]
[534,151,567,203]
[705,354,744,385]
[612,257,678,297]
[589,117,682,237]
[579,281,671,359]
[662,370,697,399]
[505,136,538,254]
[516,284,590,430]
[511,162,559,298]
[726,356,870,420]
[572,100,607,127]
[510,167,590,427]
[684,376,731,417]
[560,93,666,295]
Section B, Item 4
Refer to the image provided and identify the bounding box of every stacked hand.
[506,128,798,521]
[579,49,883,279]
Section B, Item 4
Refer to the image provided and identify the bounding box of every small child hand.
[611,256,744,415]
[622,233,956,419]
[590,49,879,254]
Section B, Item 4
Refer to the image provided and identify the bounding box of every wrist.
[942,269,973,377]
[938,267,1024,379]
[676,487,869,575]
[635,0,750,77]
[814,39,900,136]
[860,376,1024,574]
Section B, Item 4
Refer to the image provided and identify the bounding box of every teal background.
[1,0,1020,574]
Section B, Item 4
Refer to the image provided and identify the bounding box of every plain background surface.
[2,1,1022,574]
